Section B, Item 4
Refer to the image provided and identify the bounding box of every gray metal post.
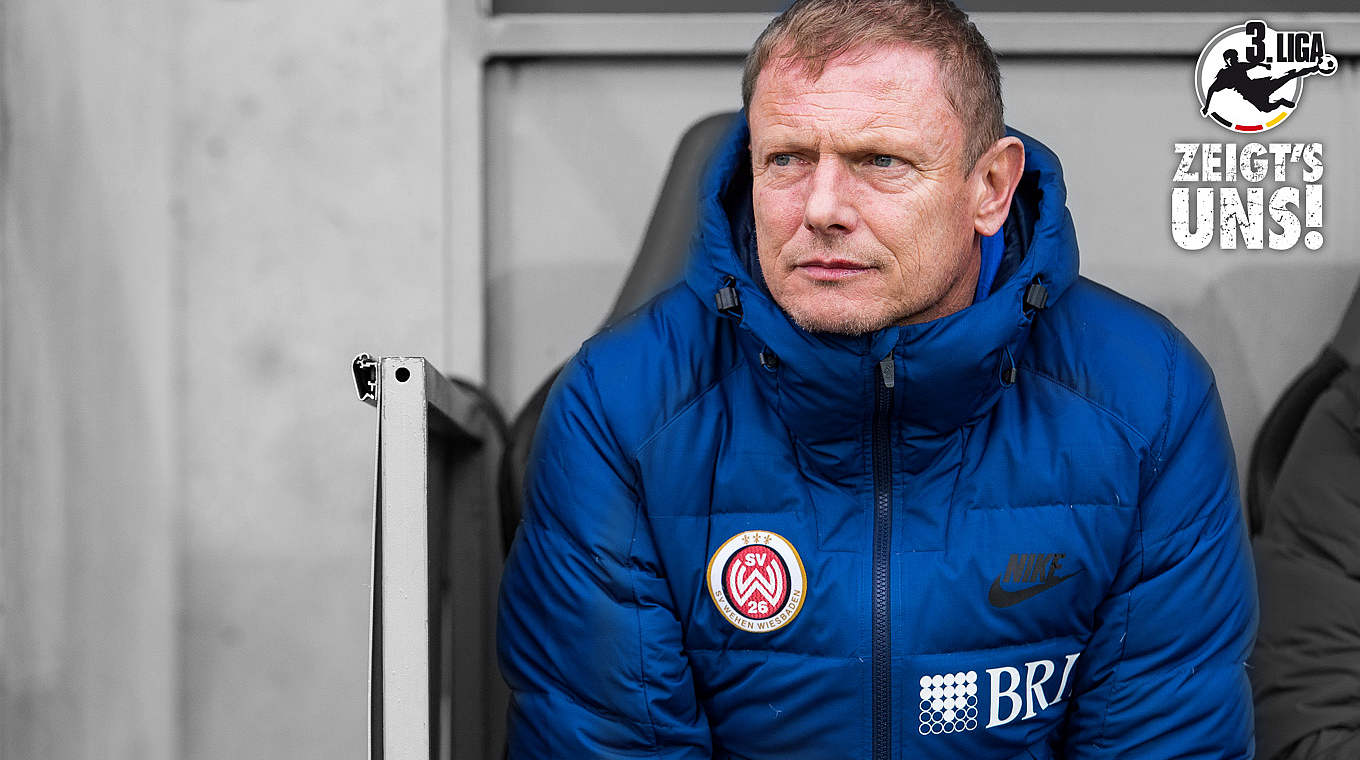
[356,354,509,760]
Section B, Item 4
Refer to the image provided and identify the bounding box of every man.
[499,1,1257,757]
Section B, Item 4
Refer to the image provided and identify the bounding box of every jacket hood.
[683,112,1080,458]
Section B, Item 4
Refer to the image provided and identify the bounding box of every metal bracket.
[356,355,508,760]
[354,353,379,407]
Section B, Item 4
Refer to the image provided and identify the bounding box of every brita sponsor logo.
[916,653,1080,736]
[985,653,1081,729]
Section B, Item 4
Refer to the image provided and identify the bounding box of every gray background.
[3,3,1358,760]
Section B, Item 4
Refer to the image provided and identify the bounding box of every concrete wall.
[2,0,447,758]
[176,0,447,757]
[1,0,178,757]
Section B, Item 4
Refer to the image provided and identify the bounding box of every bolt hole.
[395,367,410,382]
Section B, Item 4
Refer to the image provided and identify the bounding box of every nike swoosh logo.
[987,570,1083,609]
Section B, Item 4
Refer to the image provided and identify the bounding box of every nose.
[804,157,857,235]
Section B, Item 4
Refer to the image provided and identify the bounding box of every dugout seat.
[498,111,740,554]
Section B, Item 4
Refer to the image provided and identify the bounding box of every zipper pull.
[878,355,895,389]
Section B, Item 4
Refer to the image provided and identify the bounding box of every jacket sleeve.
[497,348,713,759]
[1061,333,1258,758]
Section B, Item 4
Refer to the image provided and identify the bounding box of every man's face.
[748,44,986,334]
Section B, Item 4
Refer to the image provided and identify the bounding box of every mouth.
[795,258,875,282]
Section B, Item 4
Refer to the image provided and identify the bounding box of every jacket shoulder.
[1023,276,1220,461]
[557,283,743,457]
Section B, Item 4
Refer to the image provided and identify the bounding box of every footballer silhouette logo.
[1196,20,1337,133]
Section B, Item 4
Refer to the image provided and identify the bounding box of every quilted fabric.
[498,113,1257,759]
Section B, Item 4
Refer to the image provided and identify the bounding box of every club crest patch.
[706,531,806,633]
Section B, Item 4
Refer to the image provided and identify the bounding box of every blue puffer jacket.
[498,114,1257,759]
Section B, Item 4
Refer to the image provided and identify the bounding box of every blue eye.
[773,154,793,167]
[871,155,899,168]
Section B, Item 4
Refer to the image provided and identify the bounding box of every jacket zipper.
[872,355,895,760]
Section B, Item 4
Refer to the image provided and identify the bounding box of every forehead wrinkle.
[750,48,965,167]
[755,74,955,123]
[755,92,922,133]
[753,105,945,159]
[761,79,931,115]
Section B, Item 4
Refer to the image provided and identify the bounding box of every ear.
[969,136,1025,237]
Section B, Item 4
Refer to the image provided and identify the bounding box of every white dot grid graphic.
[917,670,979,735]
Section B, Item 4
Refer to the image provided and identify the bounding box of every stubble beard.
[775,283,905,337]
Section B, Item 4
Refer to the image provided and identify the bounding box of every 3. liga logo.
[706,531,806,633]
[1195,20,1336,133]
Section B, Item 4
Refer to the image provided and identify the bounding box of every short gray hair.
[741,0,1004,171]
